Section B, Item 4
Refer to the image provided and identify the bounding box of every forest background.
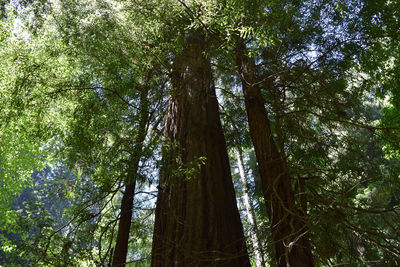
[1,0,400,266]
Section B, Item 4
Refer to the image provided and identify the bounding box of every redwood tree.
[151,31,250,266]
[235,42,315,267]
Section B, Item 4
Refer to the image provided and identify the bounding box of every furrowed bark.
[151,31,250,266]
[235,43,315,267]
[112,88,149,267]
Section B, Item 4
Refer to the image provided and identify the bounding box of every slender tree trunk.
[235,148,265,267]
[151,31,250,266]
[112,181,136,267]
[112,88,149,267]
[235,43,315,267]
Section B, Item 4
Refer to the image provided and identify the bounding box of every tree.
[235,42,314,266]
[1,1,163,265]
[234,148,265,267]
[151,29,250,266]
[49,2,165,263]
[112,86,150,266]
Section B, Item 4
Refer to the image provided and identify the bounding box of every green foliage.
[379,104,400,159]
[173,156,207,181]
[1,0,400,266]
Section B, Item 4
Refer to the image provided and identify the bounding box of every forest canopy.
[1,0,400,266]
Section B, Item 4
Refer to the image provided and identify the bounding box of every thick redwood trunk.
[151,32,250,266]
[236,45,314,267]
[112,88,149,267]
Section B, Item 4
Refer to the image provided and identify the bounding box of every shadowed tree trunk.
[235,43,315,267]
[112,182,136,267]
[151,31,250,266]
[112,88,149,267]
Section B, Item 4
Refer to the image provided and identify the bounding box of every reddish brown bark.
[236,44,315,267]
[151,32,250,266]
[112,88,149,267]
[112,182,136,267]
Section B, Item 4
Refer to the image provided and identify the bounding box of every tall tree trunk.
[112,88,149,267]
[235,148,265,267]
[151,31,250,266]
[235,43,315,267]
[112,181,136,267]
